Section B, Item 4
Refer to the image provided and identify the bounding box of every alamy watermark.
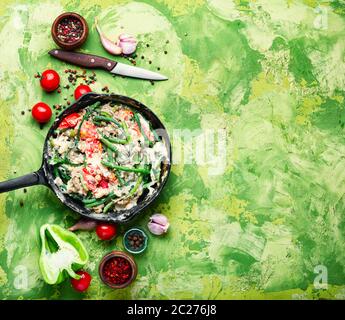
[13,265,28,290]
[313,264,328,290]
[314,6,328,30]
[153,127,228,176]
[171,128,227,176]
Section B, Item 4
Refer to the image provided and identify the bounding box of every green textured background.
[1,0,345,300]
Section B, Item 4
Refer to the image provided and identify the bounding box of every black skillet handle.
[0,167,47,193]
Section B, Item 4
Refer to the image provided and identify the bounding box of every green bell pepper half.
[39,224,89,285]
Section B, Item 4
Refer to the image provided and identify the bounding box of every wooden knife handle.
[48,49,117,71]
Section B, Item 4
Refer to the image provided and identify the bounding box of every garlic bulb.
[147,214,170,235]
[117,34,138,55]
[95,18,122,55]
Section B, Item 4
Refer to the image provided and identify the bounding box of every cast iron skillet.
[0,93,171,223]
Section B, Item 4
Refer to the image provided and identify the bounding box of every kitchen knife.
[48,49,168,81]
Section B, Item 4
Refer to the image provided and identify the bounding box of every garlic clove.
[95,18,122,55]
[118,33,138,55]
[147,213,170,235]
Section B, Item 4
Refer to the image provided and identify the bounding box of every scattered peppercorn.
[21,111,25,115]
[19,200,24,207]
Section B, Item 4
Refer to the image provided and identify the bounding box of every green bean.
[122,121,131,143]
[53,166,59,178]
[101,160,150,175]
[52,156,81,167]
[100,111,112,118]
[134,113,152,146]
[82,198,99,204]
[150,124,160,142]
[59,166,71,182]
[128,175,143,197]
[103,201,115,213]
[84,192,115,208]
[107,147,114,162]
[79,174,88,192]
[115,171,125,186]
[93,116,121,128]
[99,137,118,153]
[103,135,128,145]
[98,130,128,145]
[69,193,84,201]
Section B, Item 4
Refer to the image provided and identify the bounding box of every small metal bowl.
[99,251,137,289]
[51,12,89,50]
[123,228,148,254]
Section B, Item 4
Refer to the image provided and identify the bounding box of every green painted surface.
[0,0,345,300]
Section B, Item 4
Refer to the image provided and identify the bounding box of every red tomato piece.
[82,168,97,191]
[79,121,98,140]
[98,179,109,189]
[58,113,81,129]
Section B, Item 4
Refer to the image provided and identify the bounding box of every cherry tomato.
[71,270,91,292]
[40,70,60,92]
[31,102,52,123]
[58,113,81,129]
[96,223,117,241]
[74,84,92,100]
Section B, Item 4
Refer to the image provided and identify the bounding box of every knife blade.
[48,49,168,81]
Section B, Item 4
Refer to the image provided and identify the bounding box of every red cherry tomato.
[40,70,60,92]
[74,84,92,100]
[71,271,91,292]
[58,113,81,129]
[31,102,52,123]
[96,223,117,241]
